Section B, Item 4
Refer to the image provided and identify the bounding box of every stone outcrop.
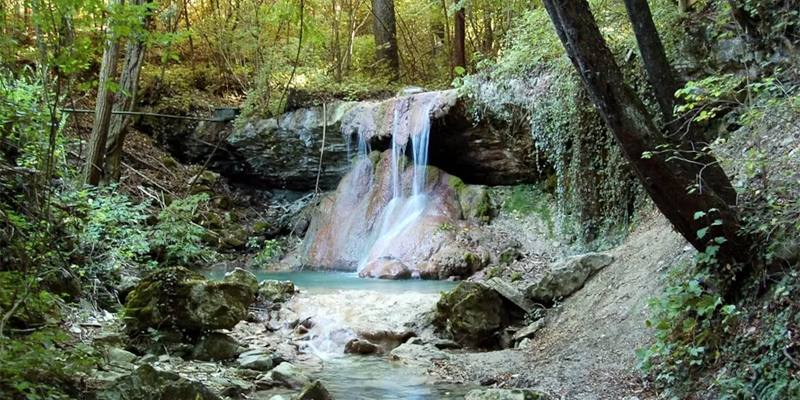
[434,282,523,348]
[123,267,257,334]
[525,253,613,304]
[137,90,540,191]
[97,365,221,400]
[299,150,486,278]
[258,280,297,304]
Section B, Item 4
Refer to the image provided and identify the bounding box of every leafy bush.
[251,238,284,266]
[151,193,216,266]
[66,186,152,275]
[638,268,738,393]
[0,328,98,400]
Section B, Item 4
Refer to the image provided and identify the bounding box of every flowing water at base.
[205,271,470,399]
[302,356,468,400]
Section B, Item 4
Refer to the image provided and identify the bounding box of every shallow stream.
[206,271,470,399]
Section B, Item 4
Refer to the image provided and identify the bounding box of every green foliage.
[460,0,680,248]
[251,238,284,266]
[500,184,555,237]
[0,72,66,171]
[711,272,800,399]
[638,268,739,395]
[151,194,216,266]
[0,328,98,400]
[0,272,62,330]
[66,186,152,275]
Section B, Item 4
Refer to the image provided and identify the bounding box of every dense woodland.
[1,0,800,399]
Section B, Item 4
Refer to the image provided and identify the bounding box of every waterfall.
[343,94,438,274]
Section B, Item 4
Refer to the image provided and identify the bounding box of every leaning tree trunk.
[371,0,399,80]
[452,2,466,71]
[541,0,752,276]
[84,0,122,186]
[623,0,679,126]
[104,0,151,182]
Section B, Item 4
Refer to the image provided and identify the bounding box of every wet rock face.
[123,267,257,334]
[300,151,485,279]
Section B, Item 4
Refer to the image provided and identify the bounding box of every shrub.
[151,193,216,266]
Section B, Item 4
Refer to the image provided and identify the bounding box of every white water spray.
[342,94,438,273]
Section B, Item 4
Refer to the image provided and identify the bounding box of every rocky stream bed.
[67,209,691,400]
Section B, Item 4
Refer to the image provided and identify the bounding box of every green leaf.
[697,227,709,239]
[693,211,706,220]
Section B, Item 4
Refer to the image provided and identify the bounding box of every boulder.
[512,320,545,344]
[450,178,493,222]
[344,338,381,355]
[525,253,613,304]
[97,364,220,400]
[106,348,138,365]
[484,277,533,313]
[258,280,297,303]
[223,268,259,293]
[237,348,279,371]
[428,245,489,280]
[256,362,311,390]
[433,282,514,348]
[465,389,550,400]
[297,380,333,400]
[123,267,257,334]
[358,258,411,279]
[191,332,243,361]
[389,343,450,365]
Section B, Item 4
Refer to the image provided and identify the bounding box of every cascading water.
[301,90,463,278]
[351,95,438,275]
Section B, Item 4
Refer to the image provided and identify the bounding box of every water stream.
[206,271,469,399]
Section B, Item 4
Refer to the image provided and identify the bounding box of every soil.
[432,209,693,399]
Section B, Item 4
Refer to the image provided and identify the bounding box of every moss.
[368,150,382,168]
[448,175,466,193]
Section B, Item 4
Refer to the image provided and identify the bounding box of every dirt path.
[435,211,692,399]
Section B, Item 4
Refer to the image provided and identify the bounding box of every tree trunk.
[623,0,738,205]
[452,2,466,71]
[623,0,679,126]
[541,0,751,273]
[482,8,493,56]
[84,0,122,186]
[104,0,151,182]
[371,0,399,80]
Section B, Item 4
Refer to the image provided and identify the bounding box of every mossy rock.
[97,364,221,400]
[191,332,243,361]
[223,268,259,293]
[258,280,296,304]
[451,180,493,222]
[251,220,271,235]
[434,282,509,348]
[123,266,256,334]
